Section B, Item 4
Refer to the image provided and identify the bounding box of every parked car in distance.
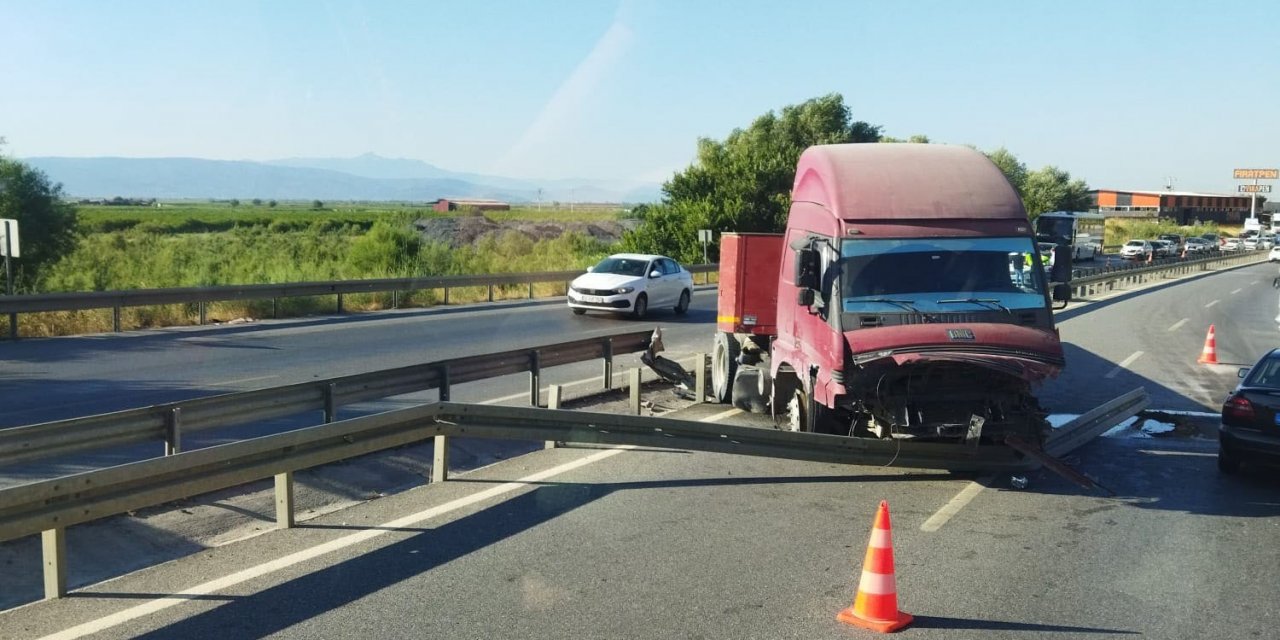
[1185,237,1210,253]
[1243,236,1262,251]
[1200,233,1222,250]
[1157,234,1184,254]
[1219,348,1280,473]
[1260,233,1276,249]
[567,253,694,319]
[1119,239,1153,260]
[1222,237,1243,251]
[1269,245,1280,262]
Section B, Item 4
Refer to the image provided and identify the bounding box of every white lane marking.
[1167,318,1189,332]
[209,374,278,387]
[1204,299,1219,308]
[35,445,635,640]
[1231,288,1242,295]
[920,480,987,532]
[1104,351,1144,379]
[701,407,744,423]
[1251,280,1259,285]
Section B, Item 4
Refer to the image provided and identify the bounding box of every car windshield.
[839,237,1046,312]
[591,257,649,277]
[1125,241,1145,247]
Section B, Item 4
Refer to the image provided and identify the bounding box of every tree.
[267,199,278,208]
[984,147,1028,197]
[0,155,79,290]
[622,93,881,262]
[252,198,263,206]
[1022,166,1090,218]
[228,199,240,207]
[312,200,324,210]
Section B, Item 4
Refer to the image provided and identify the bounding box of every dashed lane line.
[1104,351,1144,379]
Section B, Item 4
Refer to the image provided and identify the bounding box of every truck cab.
[767,144,1067,444]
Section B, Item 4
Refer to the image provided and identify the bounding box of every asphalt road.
[3,259,1279,639]
[0,288,721,429]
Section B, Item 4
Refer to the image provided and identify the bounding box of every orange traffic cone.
[1197,325,1218,364]
[837,501,913,633]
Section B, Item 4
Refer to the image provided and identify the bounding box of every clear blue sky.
[1,0,1276,192]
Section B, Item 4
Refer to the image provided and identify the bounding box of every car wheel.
[572,308,586,316]
[1218,448,1240,474]
[630,293,648,319]
[674,290,690,315]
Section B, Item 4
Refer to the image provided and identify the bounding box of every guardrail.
[1068,248,1268,298]
[0,265,718,339]
[0,388,1147,600]
[0,330,654,468]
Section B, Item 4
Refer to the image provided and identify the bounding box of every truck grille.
[856,311,1044,328]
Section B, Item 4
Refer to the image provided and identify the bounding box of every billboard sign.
[1239,184,1273,193]
[1233,169,1279,180]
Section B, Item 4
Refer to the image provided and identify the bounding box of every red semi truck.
[711,143,1071,448]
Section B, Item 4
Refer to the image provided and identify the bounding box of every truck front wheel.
[711,331,740,404]
[786,386,841,434]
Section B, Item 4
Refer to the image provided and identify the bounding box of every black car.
[1219,348,1280,473]
[1200,233,1222,251]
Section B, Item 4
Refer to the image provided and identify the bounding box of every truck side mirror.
[794,248,819,290]
[1049,242,1073,285]
[797,288,815,307]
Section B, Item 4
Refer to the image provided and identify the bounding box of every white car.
[567,253,694,318]
[1269,246,1280,263]
[1119,240,1153,260]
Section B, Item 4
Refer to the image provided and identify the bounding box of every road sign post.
[698,229,713,265]
[1,219,18,340]
[1233,169,1277,222]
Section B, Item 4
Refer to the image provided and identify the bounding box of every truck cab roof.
[791,143,1025,224]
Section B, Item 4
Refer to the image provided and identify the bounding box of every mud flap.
[1004,434,1113,495]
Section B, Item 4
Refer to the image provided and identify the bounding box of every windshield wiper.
[862,298,921,312]
[936,298,1012,314]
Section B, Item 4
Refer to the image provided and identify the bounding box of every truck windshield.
[839,237,1047,313]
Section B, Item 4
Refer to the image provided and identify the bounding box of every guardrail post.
[694,352,707,404]
[438,365,450,401]
[8,312,16,340]
[443,287,450,304]
[392,290,399,309]
[272,298,279,318]
[630,368,642,415]
[274,471,295,529]
[164,407,182,456]
[529,351,541,407]
[432,435,449,483]
[42,527,66,600]
[546,384,562,450]
[336,294,344,314]
[487,284,494,303]
[198,302,206,325]
[323,383,337,423]
[528,282,534,299]
[602,338,614,390]
[113,306,121,333]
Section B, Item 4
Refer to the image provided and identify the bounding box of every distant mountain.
[23,154,664,203]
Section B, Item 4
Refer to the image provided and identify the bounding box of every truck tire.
[730,368,768,413]
[711,331,740,404]
[786,386,840,434]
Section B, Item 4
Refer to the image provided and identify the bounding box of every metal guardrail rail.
[0,387,1148,600]
[0,330,653,468]
[1067,249,1267,297]
[0,264,718,339]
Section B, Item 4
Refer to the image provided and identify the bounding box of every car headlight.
[614,287,635,294]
